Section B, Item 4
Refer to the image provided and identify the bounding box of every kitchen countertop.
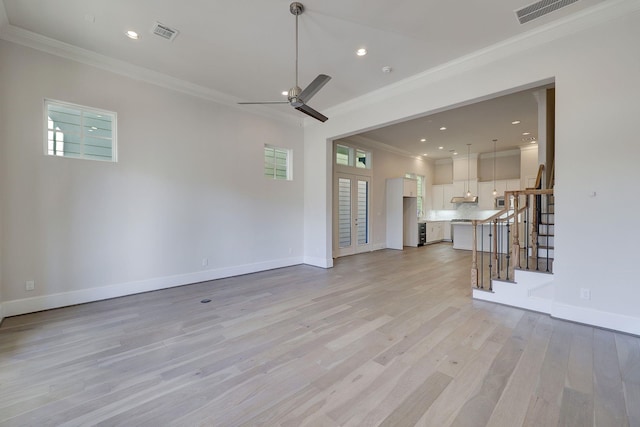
[422,209,501,223]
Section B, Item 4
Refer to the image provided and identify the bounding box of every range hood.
[451,195,478,204]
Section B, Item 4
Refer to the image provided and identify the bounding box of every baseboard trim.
[1,257,304,318]
[303,256,333,269]
[551,302,640,336]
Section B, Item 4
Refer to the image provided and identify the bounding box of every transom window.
[45,99,117,162]
[264,145,292,180]
[335,144,371,169]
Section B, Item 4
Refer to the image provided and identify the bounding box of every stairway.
[535,194,554,271]
[474,192,555,313]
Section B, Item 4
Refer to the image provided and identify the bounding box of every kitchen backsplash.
[425,203,500,221]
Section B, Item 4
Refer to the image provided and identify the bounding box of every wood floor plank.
[486,314,553,427]
[522,319,574,427]
[615,332,640,426]
[449,311,541,427]
[0,244,638,426]
[593,328,629,427]
[377,371,453,427]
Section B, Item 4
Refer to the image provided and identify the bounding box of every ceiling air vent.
[151,22,179,41]
[515,0,580,24]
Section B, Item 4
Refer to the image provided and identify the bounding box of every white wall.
[434,160,453,185]
[304,1,640,335]
[478,151,521,181]
[520,146,539,188]
[0,40,304,317]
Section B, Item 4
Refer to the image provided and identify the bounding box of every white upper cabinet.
[403,178,418,197]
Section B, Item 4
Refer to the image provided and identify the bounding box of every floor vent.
[515,0,580,24]
[151,22,179,41]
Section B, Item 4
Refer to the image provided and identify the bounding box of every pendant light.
[492,139,498,197]
[466,143,472,197]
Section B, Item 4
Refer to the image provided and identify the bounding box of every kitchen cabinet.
[443,221,452,241]
[432,184,455,210]
[403,178,418,197]
[477,179,522,209]
[387,178,418,249]
[426,221,446,243]
[452,222,509,252]
[478,181,502,209]
[506,178,521,191]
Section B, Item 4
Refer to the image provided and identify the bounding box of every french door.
[334,173,371,257]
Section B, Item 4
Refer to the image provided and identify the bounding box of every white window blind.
[45,99,117,162]
[264,145,291,180]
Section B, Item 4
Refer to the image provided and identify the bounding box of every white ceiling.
[350,85,550,160]
[0,0,603,156]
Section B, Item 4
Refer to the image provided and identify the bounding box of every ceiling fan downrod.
[290,2,304,97]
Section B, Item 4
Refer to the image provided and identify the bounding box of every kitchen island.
[452,221,510,253]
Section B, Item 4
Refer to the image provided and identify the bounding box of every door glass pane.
[357,179,369,245]
[338,178,351,248]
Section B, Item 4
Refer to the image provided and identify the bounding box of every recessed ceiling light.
[356,48,367,56]
[281,91,288,96]
[420,138,426,142]
[381,66,392,73]
[126,30,139,40]
[512,120,521,125]
[91,126,98,130]
[423,153,428,156]
[438,146,444,150]
[453,152,458,155]
[440,126,447,131]
[522,132,531,136]
[530,140,537,144]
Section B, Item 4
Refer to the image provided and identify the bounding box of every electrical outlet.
[202,258,209,267]
[580,288,591,300]
[25,280,35,291]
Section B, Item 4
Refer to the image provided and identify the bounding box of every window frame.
[44,99,118,162]
[264,144,293,181]
[334,142,372,171]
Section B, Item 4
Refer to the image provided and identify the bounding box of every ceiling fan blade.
[238,101,289,105]
[295,104,328,122]
[298,74,331,103]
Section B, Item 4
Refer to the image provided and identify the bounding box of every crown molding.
[342,134,430,161]
[325,0,640,119]
[479,148,522,159]
[0,23,302,127]
[519,144,539,152]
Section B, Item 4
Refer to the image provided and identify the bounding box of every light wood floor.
[1,244,638,426]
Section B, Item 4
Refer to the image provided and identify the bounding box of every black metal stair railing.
[472,188,554,290]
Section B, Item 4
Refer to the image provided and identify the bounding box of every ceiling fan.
[238,2,331,122]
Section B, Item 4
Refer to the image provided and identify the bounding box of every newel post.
[471,220,479,288]
[512,194,521,268]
